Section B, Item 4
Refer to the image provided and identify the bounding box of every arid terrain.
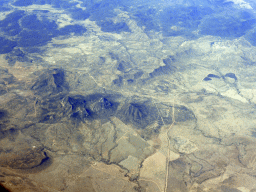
[1,0,256,191]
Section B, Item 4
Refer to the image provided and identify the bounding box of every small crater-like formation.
[0,148,49,169]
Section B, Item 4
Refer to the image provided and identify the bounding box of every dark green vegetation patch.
[0,10,87,57]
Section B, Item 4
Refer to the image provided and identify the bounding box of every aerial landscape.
[1,0,256,191]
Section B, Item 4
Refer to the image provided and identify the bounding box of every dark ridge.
[66,95,92,121]
[203,77,212,81]
[2,148,49,169]
[224,73,237,80]
[93,98,112,110]
[149,65,175,77]
[125,103,147,122]
[20,151,53,173]
[67,95,86,111]
[35,92,121,124]
[40,152,50,165]
[39,113,60,124]
[149,57,176,78]
[117,101,159,129]
[31,68,69,96]
[207,74,220,78]
[53,69,65,87]
[84,93,122,103]
[91,97,118,118]
[36,94,87,124]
